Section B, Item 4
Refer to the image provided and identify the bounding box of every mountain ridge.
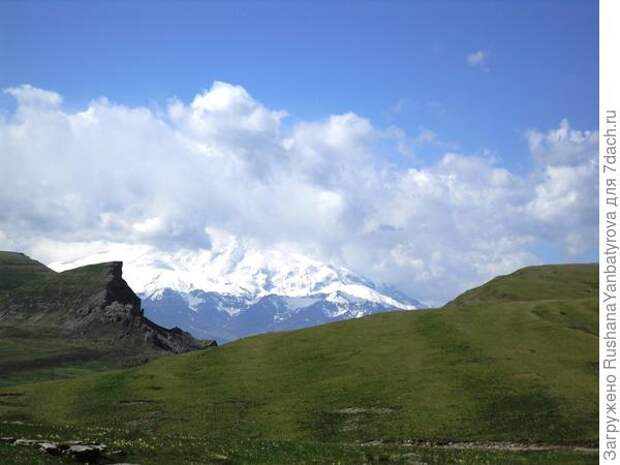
[49,242,423,341]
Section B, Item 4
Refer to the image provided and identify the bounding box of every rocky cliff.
[0,252,215,353]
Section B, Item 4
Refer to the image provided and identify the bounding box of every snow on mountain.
[49,232,423,342]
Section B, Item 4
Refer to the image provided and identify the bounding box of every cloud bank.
[0,82,597,303]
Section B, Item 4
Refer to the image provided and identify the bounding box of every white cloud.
[4,84,63,109]
[526,118,598,166]
[466,50,489,71]
[0,83,597,304]
[383,126,454,160]
[524,119,598,256]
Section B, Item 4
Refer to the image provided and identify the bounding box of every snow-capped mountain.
[50,234,423,342]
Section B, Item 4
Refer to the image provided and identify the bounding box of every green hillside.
[0,252,53,292]
[448,264,597,305]
[0,264,598,465]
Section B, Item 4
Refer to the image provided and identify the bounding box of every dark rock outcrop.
[61,261,215,352]
[0,252,216,353]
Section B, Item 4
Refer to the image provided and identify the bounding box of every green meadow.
[0,264,598,464]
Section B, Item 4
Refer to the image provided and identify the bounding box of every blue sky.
[0,1,599,302]
[0,1,598,169]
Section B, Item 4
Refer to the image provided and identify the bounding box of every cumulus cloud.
[4,84,63,109]
[0,82,597,304]
[383,126,455,161]
[525,119,598,255]
[526,118,598,166]
[466,50,489,71]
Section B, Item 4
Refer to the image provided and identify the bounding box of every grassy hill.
[0,251,53,292]
[448,264,597,305]
[0,263,598,465]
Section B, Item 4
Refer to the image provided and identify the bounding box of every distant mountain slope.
[1,263,598,449]
[50,241,423,342]
[142,287,422,342]
[0,251,214,385]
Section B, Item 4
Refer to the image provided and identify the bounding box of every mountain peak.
[50,243,421,308]
[47,241,423,342]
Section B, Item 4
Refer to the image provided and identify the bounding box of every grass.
[0,263,598,464]
[0,421,598,465]
[448,264,597,305]
[0,251,54,292]
[0,326,157,387]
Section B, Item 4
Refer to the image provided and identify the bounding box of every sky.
[0,1,599,304]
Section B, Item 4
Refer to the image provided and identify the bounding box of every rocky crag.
[0,251,215,354]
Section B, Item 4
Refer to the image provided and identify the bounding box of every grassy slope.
[0,253,101,385]
[0,252,53,292]
[449,264,597,305]
[0,264,597,458]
